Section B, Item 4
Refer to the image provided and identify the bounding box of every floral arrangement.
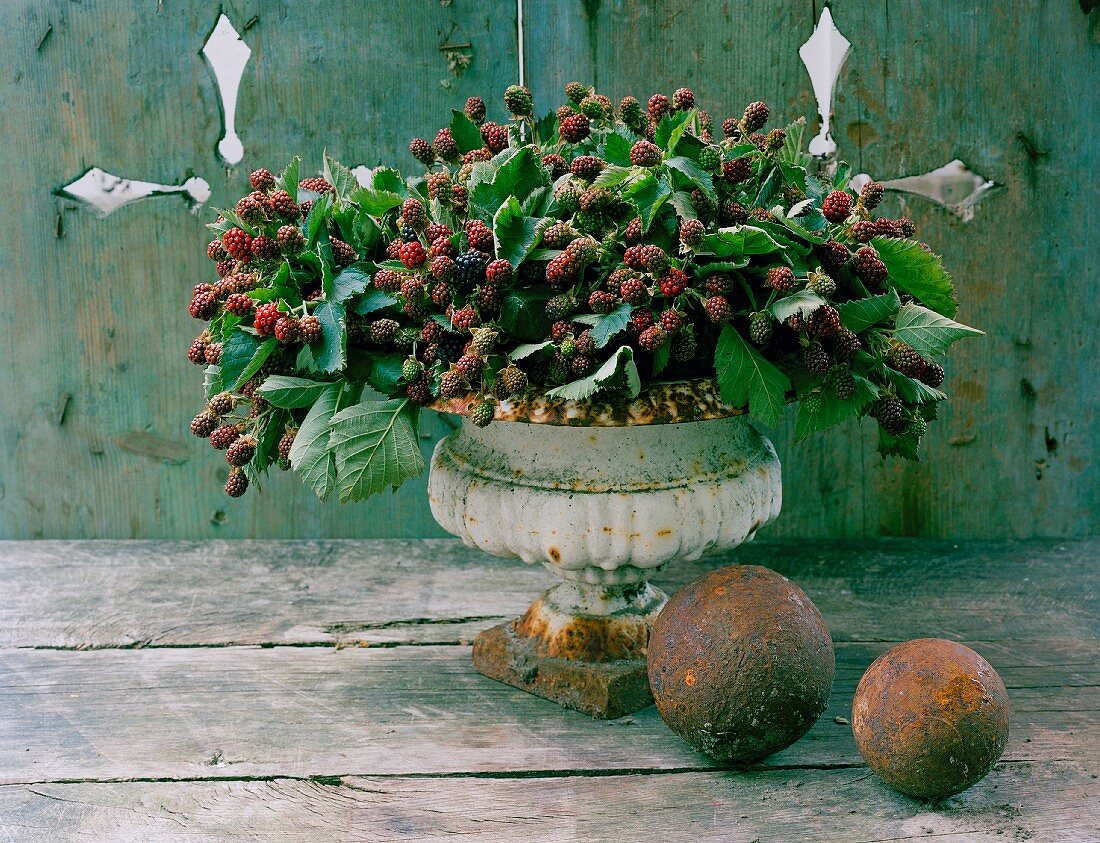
[186,83,981,501]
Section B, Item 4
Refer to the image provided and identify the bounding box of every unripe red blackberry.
[817,239,851,273]
[432,128,459,162]
[578,186,611,212]
[400,277,424,303]
[541,222,576,249]
[803,342,831,374]
[822,190,853,223]
[503,84,533,116]
[298,200,313,219]
[250,235,277,261]
[409,137,435,165]
[454,354,483,382]
[399,240,427,268]
[859,180,885,210]
[630,140,662,168]
[637,244,666,274]
[498,365,528,396]
[572,329,595,357]
[480,122,510,154]
[638,324,669,351]
[658,309,683,332]
[546,252,579,289]
[623,244,647,270]
[851,247,889,287]
[766,266,797,293]
[565,354,590,377]
[566,236,598,265]
[588,290,617,314]
[249,168,276,192]
[207,239,228,261]
[189,290,217,320]
[275,430,296,462]
[465,219,495,253]
[721,116,739,138]
[210,423,242,450]
[204,342,223,365]
[721,157,752,184]
[235,195,267,225]
[559,113,590,143]
[830,328,861,360]
[617,218,642,246]
[570,155,604,182]
[659,267,688,296]
[385,239,404,260]
[188,335,209,364]
[299,177,334,194]
[226,436,257,467]
[450,184,469,213]
[671,87,695,111]
[253,303,280,337]
[400,198,426,231]
[276,225,305,254]
[458,96,486,126]
[749,132,767,150]
[548,320,571,343]
[429,256,454,283]
[190,410,219,438]
[849,220,879,243]
[749,311,773,345]
[431,280,454,306]
[873,396,907,435]
[406,373,433,405]
[224,467,249,498]
[825,365,857,399]
[429,237,457,260]
[703,296,732,323]
[647,94,670,119]
[450,305,479,332]
[216,259,235,278]
[717,200,748,226]
[808,304,842,337]
[896,218,916,238]
[679,218,705,247]
[269,189,298,219]
[702,273,732,296]
[208,392,235,416]
[888,343,927,378]
[620,273,648,304]
[921,361,945,388]
[483,259,512,286]
[426,223,452,243]
[741,101,769,133]
[273,316,298,343]
[631,310,655,334]
[373,268,402,293]
[369,318,399,345]
[222,228,253,261]
[565,81,588,104]
[439,369,467,399]
[541,153,569,179]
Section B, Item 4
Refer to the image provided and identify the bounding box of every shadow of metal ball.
[852,638,1010,800]
[647,564,835,762]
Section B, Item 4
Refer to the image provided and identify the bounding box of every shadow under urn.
[428,379,782,718]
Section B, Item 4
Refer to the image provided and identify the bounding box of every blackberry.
[481,122,510,154]
[208,392,235,416]
[806,271,837,298]
[873,396,907,435]
[454,250,488,292]
[226,436,257,467]
[369,318,399,345]
[204,342,223,365]
[630,310,655,334]
[249,168,276,192]
[546,293,578,321]
[373,268,402,292]
[851,247,889,287]
[567,236,598,265]
[764,128,786,151]
[503,84,533,116]
[749,132,768,151]
[477,284,503,315]
[251,235,278,261]
[426,223,452,242]
[433,128,460,161]
[698,146,721,172]
[409,137,434,166]
[222,228,253,261]
[455,354,483,380]
[550,320,573,342]
[808,304,841,337]
[470,401,495,428]
[559,113,590,143]
[909,414,928,437]
[254,302,280,336]
[554,180,583,211]
[400,277,424,305]
[802,393,824,416]
[431,255,456,282]
[825,366,856,399]
[888,343,927,378]
[450,184,468,213]
[659,309,684,332]
[822,190,853,223]
[557,105,577,124]
[406,374,433,405]
[450,305,479,332]
[802,342,831,374]
[565,81,588,104]
[274,317,298,343]
[465,219,495,253]
[394,327,420,349]
[578,95,604,119]
[588,290,617,314]
[429,237,457,259]
[464,96,486,124]
[623,244,647,270]
[578,186,611,212]
[224,467,249,498]
[896,218,917,238]
[542,153,569,179]
[469,327,498,355]
[498,365,528,395]
[299,177,334,194]
[638,325,669,351]
[463,149,491,167]
[741,101,770,133]
[680,218,705,247]
[542,221,577,249]
[278,429,296,461]
[718,200,747,226]
[207,240,227,261]
[569,355,592,377]
[672,87,695,111]
[830,328,861,360]
[630,140,662,168]
[216,259,236,278]
[722,116,740,138]
[619,273,648,304]
[235,195,267,225]
[401,198,426,231]
[704,273,734,295]
[189,290,217,320]
[766,266,797,293]
[570,155,604,182]
[647,94,670,119]
[190,410,219,438]
[427,173,452,203]
[546,252,579,289]
[298,200,313,219]
[188,335,209,364]
[921,362,945,388]
[859,181,884,210]
[401,358,422,382]
[431,280,454,306]
[749,311,773,345]
[574,329,596,356]
[439,369,467,399]
[850,220,879,243]
[703,296,731,324]
[817,239,851,272]
[276,225,305,254]
[270,189,298,219]
[559,337,578,358]
[671,328,698,362]
[399,240,427,268]
[659,268,688,296]
[210,423,242,450]
[385,239,404,260]
[619,96,644,129]
[641,245,669,275]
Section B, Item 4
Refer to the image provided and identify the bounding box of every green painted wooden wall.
[0,0,1095,539]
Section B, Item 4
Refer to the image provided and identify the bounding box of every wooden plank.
[0,761,1096,843]
[0,639,1095,784]
[0,539,1094,648]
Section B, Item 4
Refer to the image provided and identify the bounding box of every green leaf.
[469,147,550,219]
[793,372,878,440]
[892,302,983,357]
[509,341,555,361]
[304,192,332,247]
[450,108,485,153]
[545,346,641,401]
[299,300,346,374]
[289,382,341,501]
[499,288,553,341]
[492,195,540,267]
[350,186,402,217]
[600,130,634,167]
[881,366,947,403]
[323,152,358,201]
[533,111,559,146]
[219,330,274,391]
[573,303,631,349]
[836,289,901,332]
[370,167,405,195]
[203,364,222,399]
[592,165,634,189]
[665,156,715,201]
[276,157,300,201]
[366,354,406,395]
[699,225,785,259]
[714,325,791,428]
[651,343,671,376]
[878,427,921,461]
[669,190,698,220]
[769,290,827,323]
[654,110,692,152]
[872,237,958,317]
[257,375,333,409]
[754,165,782,207]
[354,288,399,316]
[625,174,672,230]
[326,262,370,304]
[780,118,810,168]
[250,408,288,475]
[329,399,425,502]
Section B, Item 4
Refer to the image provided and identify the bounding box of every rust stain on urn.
[547,546,561,563]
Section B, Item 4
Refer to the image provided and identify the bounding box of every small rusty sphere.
[852,638,1010,800]
[647,565,835,762]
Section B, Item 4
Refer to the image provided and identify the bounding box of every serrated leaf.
[492,195,540,267]
[469,147,550,219]
[699,225,785,259]
[251,408,288,475]
[323,153,358,201]
[655,110,692,152]
[770,290,827,322]
[534,110,559,146]
[872,237,958,317]
[669,190,698,220]
[350,186,402,217]
[257,375,333,409]
[836,289,901,332]
[892,302,983,357]
[366,354,406,395]
[780,118,810,168]
[300,300,346,374]
[579,303,631,349]
[714,325,790,427]
[450,109,484,153]
[509,341,555,361]
[370,167,405,195]
[545,346,640,401]
[754,165,782,207]
[793,372,878,440]
[304,192,331,247]
[526,248,563,262]
[329,399,424,502]
[651,343,671,376]
[878,426,921,461]
[276,157,300,201]
[354,288,399,316]
[881,366,947,403]
[625,174,672,230]
[203,364,222,399]
[219,330,273,391]
[665,156,715,202]
[322,262,370,304]
[592,165,634,189]
[289,383,341,501]
[600,130,634,166]
[499,288,552,341]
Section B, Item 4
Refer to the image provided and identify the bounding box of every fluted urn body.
[428,382,782,718]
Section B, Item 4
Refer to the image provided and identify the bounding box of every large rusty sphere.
[852,638,1010,800]
[647,565,835,762]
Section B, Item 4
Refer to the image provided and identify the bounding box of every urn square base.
[471,620,654,719]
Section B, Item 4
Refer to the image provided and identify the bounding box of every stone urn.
[428,379,782,718]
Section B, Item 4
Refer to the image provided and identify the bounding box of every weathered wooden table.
[0,539,1096,841]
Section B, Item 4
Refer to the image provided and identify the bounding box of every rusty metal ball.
[647,565,835,762]
[852,638,1010,800]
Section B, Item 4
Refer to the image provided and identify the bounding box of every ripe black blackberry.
[498,365,528,395]
[226,436,257,467]
[679,218,704,247]
[888,343,927,378]
[224,467,249,498]
[253,302,280,336]
[822,190,853,223]
[208,392,235,416]
[210,423,242,450]
[808,304,841,337]
[802,342,831,374]
[859,181,884,210]
[188,336,208,364]
[830,328,861,360]
[703,296,731,323]
[453,250,488,292]
[542,153,569,179]
[409,137,434,165]
[269,189,298,219]
[920,362,945,387]
[741,101,769,133]
[851,247,889,287]
[276,225,305,254]
[560,113,590,143]
[465,219,495,253]
[481,122,510,154]
[825,366,857,399]
[570,155,604,182]
[671,328,698,362]
[503,84,533,116]
[588,290,617,314]
[647,93,670,119]
[630,140,661,168]
[817,239,851,272]
[638,325,669,351]
[569,355,593,377]
[766,266,797,293]
[190,410,219,438]
[873,396,907,436]
[299,177,333,194]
